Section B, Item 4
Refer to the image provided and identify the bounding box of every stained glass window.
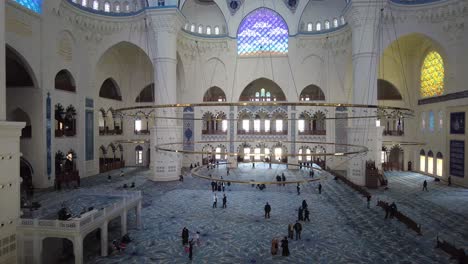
[237,8,288,56]
[429,111,435,132]
[421,51,444,98]
[13,0,42,13]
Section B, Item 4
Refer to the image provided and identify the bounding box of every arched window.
[206,26,211,35]
[198,25,203,34]
[429,111,435,132]
[300,85,325,101]
[307,23,313,32]
[421,112,426,131]
[419,149,426,172]
[124,1,130,12]
[436,152,443,176]
[427,151,434,174]
[421,51,444,98]
[82,0,88,7]
[237,8,288,56]
[438,111,443,131]
[135,83,155,103]
[316,22,322,31]
[203,86,226,102]
[55,70,76,92]
[214,26,220,35]
[92,0,99,10]
[340,16,345,25]
[135,145,143,165]
[13,0,43,13]
[99,78,122,101]
[190,24,196,32]
[333,18,339,28]
[115,2,121,12]
[104,1,110,12]
[324,20,330,30]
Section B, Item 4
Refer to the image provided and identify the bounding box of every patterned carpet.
[34,166,466,263]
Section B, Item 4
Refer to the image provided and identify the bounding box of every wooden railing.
[55,170,80,188]
[377,200,422,235]
[383,130,404,136]
[326,169,371,197]
[298,130,326,135]
[436,236,468,264]
[99,160,125,173]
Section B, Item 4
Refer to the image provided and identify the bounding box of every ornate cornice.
[53,0,147,42]
[382,0,468,23]
[296,27,351,54]
[177,31,230,60]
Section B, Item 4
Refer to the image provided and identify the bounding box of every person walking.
[297,183,301,195]
[212,193,218,208]
[271,237,279,256]
[304,208,310,221]
[195,231,201,246]
[281,174,286,186]
[366,195,371,209]
[302,200,308,210]
[211,181,216,192]
[188,239,194,260]
[264,202,271,219]
[318,183,322,194]
[298,206,303,221]
[281,237,290,256]
[448,176,452,186]
[422,180,428,191]
[293,221,302,240]
[288,224,294,239]
[222,194,227,208]
[182,227,189,245]
[227,167,230,176]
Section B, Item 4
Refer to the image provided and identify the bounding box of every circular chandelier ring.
[156,140,368,157]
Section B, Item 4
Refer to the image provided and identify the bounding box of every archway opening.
[239,78,286,102]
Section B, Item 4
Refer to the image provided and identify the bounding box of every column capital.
[344,0,386,29]
[147,8,185,35]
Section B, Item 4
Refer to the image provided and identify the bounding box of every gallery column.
[147,9,185,181]
[0,0,5,120]
[345,0,384,185]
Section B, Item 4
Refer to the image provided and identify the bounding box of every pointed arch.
[135,83,155,103]
[239,78,286,101]
[99,78,122,101]
[203,86,226,102]
[378,79,402,100]
[6,45,37,88]
[55,70,76,92]
[420,51,444,98]
[300,85,325,101]
[237,8,288,56]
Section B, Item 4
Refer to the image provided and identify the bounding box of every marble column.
[147,9,185,181]
[345,0,385,185]
[100,221,108,257]
[136,201,142,229]
[0,0,5,121]
[73,236,83,264]
[121,209,127,236]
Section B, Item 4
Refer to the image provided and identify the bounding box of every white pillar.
[73,236,83,264]
[147,9,185,182]
[135,201,142,229]
[100,221,108,257]
[121,210,127,236]
[32,236,42,264]
[0,0,5,120]
[345,0,385,185]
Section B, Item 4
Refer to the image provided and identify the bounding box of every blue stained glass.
[429,111,435,132]
[237,8,289,56]
[13,0,42,13]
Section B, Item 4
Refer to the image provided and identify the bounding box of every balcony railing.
[237,130,288,135]
[134,130,150,135]
[202,130,227,135]
[383,130,404,136]
[298,130,326,135]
